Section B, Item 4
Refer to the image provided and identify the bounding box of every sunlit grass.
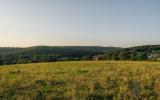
[0,61,160,99]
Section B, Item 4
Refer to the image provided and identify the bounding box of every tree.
[118,51,130,60]
[136,52,147,60]
[0,56,2,65]
[111,51,119,60]
[104,52,112,60]
[129,52,137,61]
[81,55,92,60]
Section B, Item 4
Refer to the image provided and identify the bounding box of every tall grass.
[0,61,160,99]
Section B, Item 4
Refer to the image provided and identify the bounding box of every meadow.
[0,61,160,100]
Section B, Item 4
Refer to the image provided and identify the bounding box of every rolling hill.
[0,46,120,64]
[0,45,159,65]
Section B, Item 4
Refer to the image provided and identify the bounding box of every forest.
[0,45,159,65]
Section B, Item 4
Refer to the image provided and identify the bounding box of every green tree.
[81,55,92,60]
[0,56,2,65]
[136,52,147,60]
[111,52,119,60]
[118,51,130,60]
[104,52,112,60]
[129,52,137,61]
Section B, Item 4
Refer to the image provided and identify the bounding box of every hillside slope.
[103,45,160,61]
[0,46,119,64]
[0,45,159,65]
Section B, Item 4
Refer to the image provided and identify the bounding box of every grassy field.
[0,61,160,100]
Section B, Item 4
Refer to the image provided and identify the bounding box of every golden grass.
[0,61,160,99]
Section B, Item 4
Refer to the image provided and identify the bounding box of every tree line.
[96,51,148,61]
[0,45,159,65]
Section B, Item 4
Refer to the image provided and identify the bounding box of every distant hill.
[0,47,23,56]
[0,45,159,65]
[103,45,160,61]
[127,45,160,60]
[0,46,120,64]
[0,46,119,56]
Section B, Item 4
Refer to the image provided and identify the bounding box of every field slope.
[0,61,160,99]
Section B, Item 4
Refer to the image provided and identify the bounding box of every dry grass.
[0,61,160,99]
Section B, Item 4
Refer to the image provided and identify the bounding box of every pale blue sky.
[0,0,160,47]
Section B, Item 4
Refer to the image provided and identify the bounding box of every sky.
[0,0,160,47]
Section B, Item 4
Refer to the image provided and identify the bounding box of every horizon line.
[0,44,159,48]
